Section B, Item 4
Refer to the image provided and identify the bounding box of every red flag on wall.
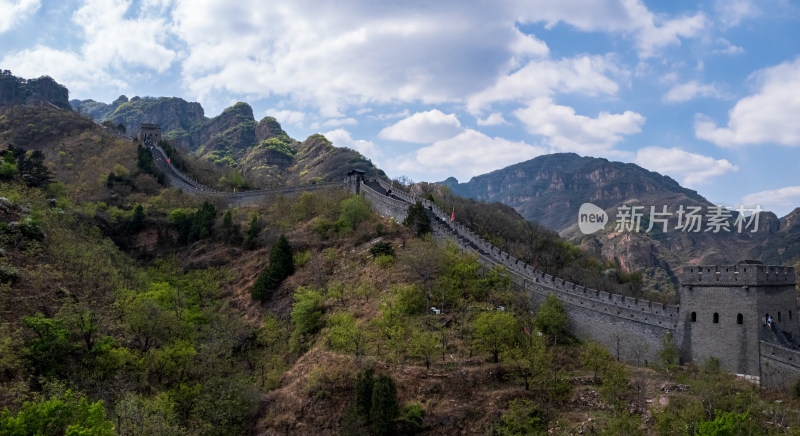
[450,208,454,221]
[167,157,171,164]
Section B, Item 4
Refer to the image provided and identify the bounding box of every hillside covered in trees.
[3,104,800,435]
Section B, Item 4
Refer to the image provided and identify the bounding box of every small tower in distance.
[679,261,797,376]
[137,124,162,146]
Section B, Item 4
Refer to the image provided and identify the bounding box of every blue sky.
[2,0,800,216]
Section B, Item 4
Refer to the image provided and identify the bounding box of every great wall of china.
[143,126,800,390]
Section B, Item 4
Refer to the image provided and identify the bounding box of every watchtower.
[345,169,366,194]
[137,124,162,146]
[679,262,797,376]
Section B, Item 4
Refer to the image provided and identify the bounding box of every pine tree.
[403,201,431,236]
[251,234,294,301]
[354,367,375,418]
[370,374,399,435]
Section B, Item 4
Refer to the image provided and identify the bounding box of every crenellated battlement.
[362,177,800,387]
[682,264,796,286]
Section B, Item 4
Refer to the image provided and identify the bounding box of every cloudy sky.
[2,0,800,215]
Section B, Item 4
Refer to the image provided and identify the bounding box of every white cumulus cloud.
[266,109,306,127]
[1,45,127,97]
[0,0,40,33]
[513,0,707,58]
[513,97,645,155]
[378,109,463,143]
[742,186,800,217]
[634,147,738,186]
[324,128,380,165]
[73,0,177,72]
[391,129,545,182]
[477,112,510,126]
[467,55,623,115]
[663,80,725,103]
[695,57,800,147]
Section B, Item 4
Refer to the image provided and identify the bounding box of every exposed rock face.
[106,96,206,142]
[442,153,707,232]
[255,116,286,142]
[442,153,800,289]
[72,93,383,187]
[0,73,70,110]
[71,95,129,121]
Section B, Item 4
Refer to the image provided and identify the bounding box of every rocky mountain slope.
[0,70,70,110]
[71,96,381,187]
[441,153,800,292]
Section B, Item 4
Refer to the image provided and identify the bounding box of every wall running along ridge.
[359,179,800,389]
[147,142,800,390]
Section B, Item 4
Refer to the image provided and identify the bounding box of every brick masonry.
[360,179,800,389]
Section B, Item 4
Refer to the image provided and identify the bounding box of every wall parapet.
[381,181,679,329]
[683,264,795,286]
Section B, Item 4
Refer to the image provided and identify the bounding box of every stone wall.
[362,182,410,223]
[149,142,342,208]
[760,342,800,391]
[359,179,800,381]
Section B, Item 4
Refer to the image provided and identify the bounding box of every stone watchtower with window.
[679,261,798,376]
[137,123,162,146]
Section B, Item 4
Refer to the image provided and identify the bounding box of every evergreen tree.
[354,367,375,418]
[244,213,261,249]
[370,374,399,435]
[251,235,294,301]
[136,144,155,174]
[131,204,145,230]
[403,201,431,236]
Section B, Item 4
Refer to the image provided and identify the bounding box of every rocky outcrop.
[0,72,70,110]
[106,96,205,143]
[442,153,708,232]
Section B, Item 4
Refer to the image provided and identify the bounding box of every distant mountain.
[440,153,800,292]
[0,71,71,110]
[71,96,382,187]
[441,153,710,233]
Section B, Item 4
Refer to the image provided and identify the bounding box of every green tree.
[502,332,551,391]
[0,390,114,436]
[409,326,439,369]
[131,204,145,230]
[222,209,242,244]
[326,312,368,356]
[403,201,431,236]
[0,150,18,178]
[535,294,568,345]
[251,234,294,302]
[22,313,76,377]
[658,331,680,369]
[338,195,371,231]
[696,411,752,436]
[472,310,518,363]
[369,241,395,258]
[582,342,614,383]
[370,374,399,436]
[598,361,630,414]
[354,368,375,419]
[495,399,545,436]
[290,287,325,351]
[244,212,260,249]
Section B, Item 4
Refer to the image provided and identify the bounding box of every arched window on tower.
[713,313,719,324]
[691,312,696,322]
[791,310,793,320]
[779,312,782,322]
[737,313,743,324]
